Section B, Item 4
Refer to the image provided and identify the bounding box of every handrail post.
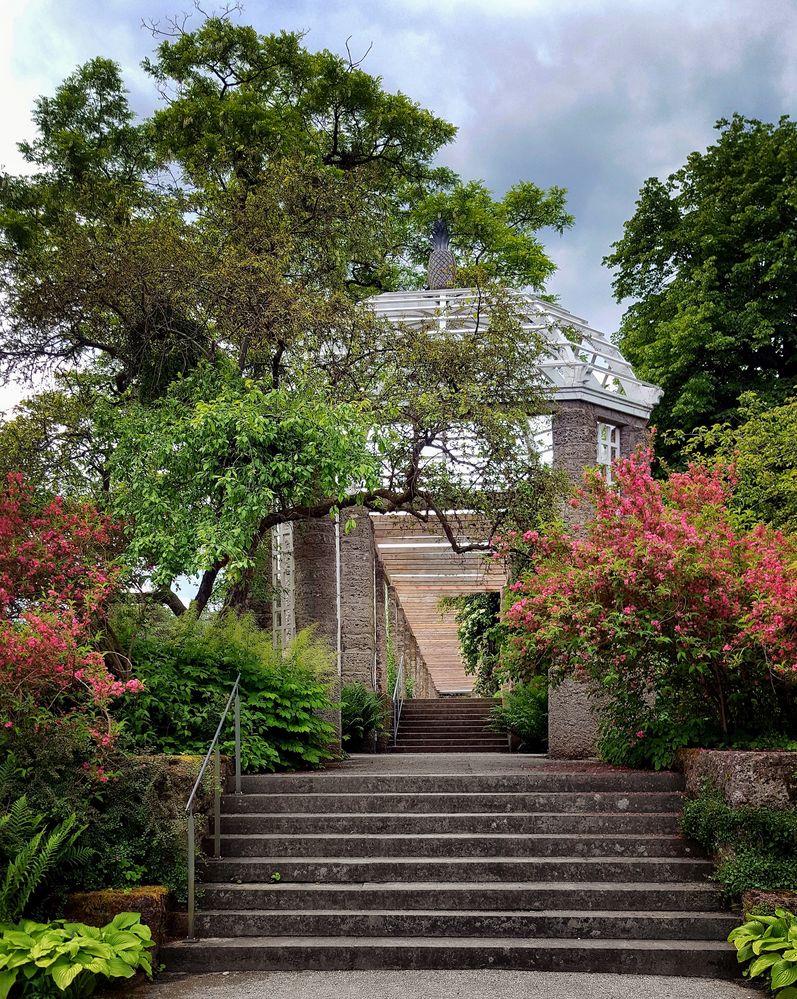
[234,687,242,794]
[186,809,196,942]
[213,746,221,859]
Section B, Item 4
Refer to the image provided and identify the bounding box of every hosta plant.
[0,912,153,998]
[728,908,797,997]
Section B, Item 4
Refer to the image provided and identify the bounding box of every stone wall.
[675,748,797,808]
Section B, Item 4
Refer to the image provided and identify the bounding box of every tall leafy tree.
[605,115,797,453]
[0,15,571,614]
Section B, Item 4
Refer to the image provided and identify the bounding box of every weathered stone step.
[398,721,506,742]
[393,745,509,753]
[402,699,494,707]
[237,773,685,794]
[210,833,698,859]
[400,708,493,714]
[161,935,736,976]
[187,908,737,940]
[195,880,727,913]
[219,811,683,835]
[201,855,713,884]
[221,791,684,814]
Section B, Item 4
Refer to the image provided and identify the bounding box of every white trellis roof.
[369,287,662,420]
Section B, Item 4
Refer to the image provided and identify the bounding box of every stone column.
[547,401,650,758]
[339,508,377,691]
[292,517,342,743]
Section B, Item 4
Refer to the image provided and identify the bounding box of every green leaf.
[0,969,18,999]
[49,958,86,991]
[749,953,781,977]
[772,961,797,991]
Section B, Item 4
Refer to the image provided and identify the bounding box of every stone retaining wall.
[674,748,797,807]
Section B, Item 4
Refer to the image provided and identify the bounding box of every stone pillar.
[339,508,377,690]
[374,560,388,695]
[293,518,339,653]
[293,517,341,743]
[547,401,646,759]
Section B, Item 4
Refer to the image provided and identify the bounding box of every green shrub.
[115,614,337,772]
[1,740,202,902]
[728,908,797,997]
[490,678,548,751]
[341,684,383,752]
[681,782,797,897]
[596,675,720,770]
[0,912,153,998]
[717,850,797,898]
[443,592,506,695]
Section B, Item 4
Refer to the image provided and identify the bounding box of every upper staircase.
[393,697,507,753]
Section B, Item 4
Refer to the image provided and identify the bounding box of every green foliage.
[717,852,797,900]
[0,21,566,616]
[682,783,797,897]
[105,362,378,591]
[1,739,194,901]
[682,784,797,856]
[444,592,507,695]
[114,614,337,772]
[684,393,797,533]
[341,684,384,752]
[0,803,82,924]
[597,683,718,771]
[728,908,797,997]
[489,678,548,751]
[0,912,153,999]
[407,179,573,290]
[606,114,797,458]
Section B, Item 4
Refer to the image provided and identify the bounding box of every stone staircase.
[162,762,737,976]
[393,698,508,754]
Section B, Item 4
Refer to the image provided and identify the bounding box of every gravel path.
[135,970,756,998]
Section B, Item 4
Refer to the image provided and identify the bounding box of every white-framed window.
[597,422,620,479]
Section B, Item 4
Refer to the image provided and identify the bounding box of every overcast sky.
[2,0,797,410]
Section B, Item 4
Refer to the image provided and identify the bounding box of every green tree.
[605,115,797,454]
[0,15,570,614]
[684,393,797,533]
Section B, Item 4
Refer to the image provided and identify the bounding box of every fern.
[0,802,83,922]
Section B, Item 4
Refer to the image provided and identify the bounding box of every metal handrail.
[185,673,242,942]
[392,651,405,746]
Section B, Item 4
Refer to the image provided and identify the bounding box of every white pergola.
[369,287,662,420]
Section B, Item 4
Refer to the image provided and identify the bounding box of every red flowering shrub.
[0,473,141,744]
[502,448,797,767]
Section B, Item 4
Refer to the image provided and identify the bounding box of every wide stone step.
[195,880,727,912]
[237,773,685,794]
[161,935,736,976]
[187,908,737,940]
[396,724,497,734]
[393,745,509,753]
[210,833,699,859]
[219,811,683,835]
[400,708,493,716]
[221,791,684,814]
[201,855,713,884]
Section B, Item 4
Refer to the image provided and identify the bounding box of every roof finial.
[427,216,456,289]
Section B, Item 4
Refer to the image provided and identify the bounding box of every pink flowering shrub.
[0,473,141,745]
[502,447,797,767]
